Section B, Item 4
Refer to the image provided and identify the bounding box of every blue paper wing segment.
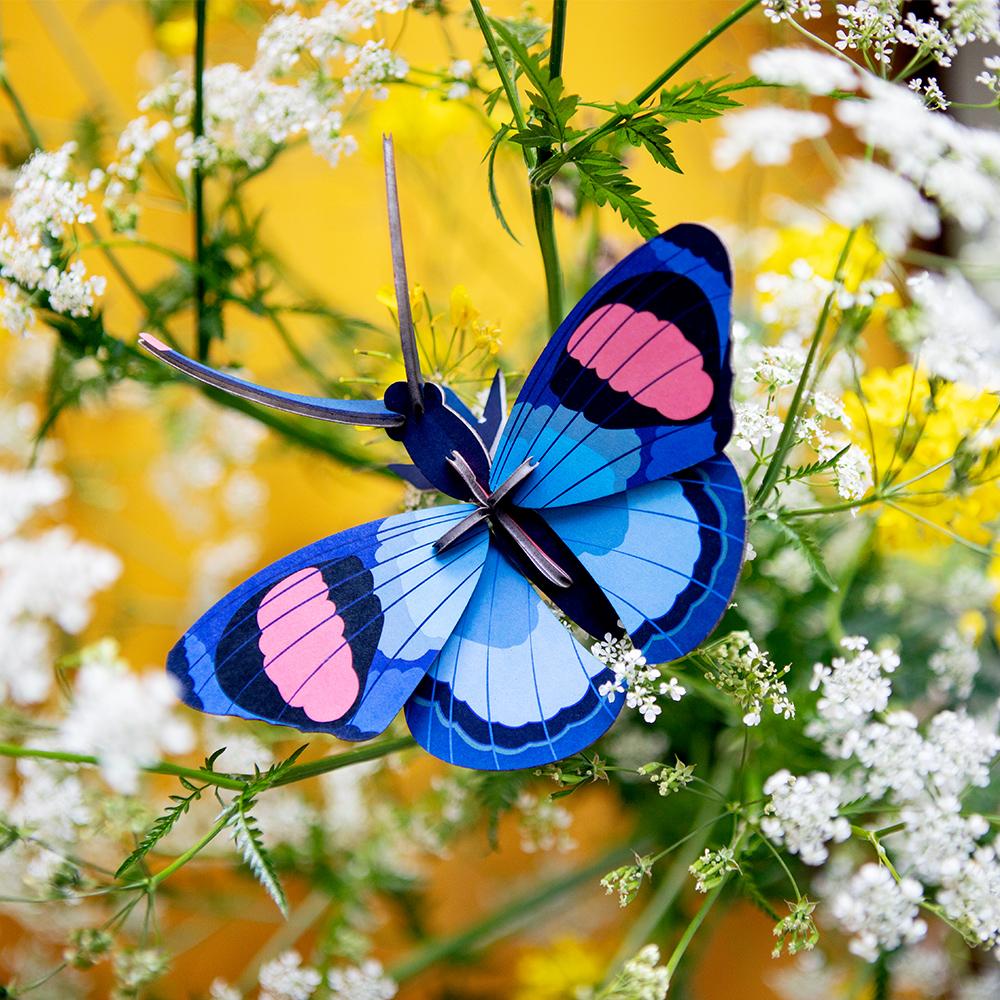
[167,505,490,740]
[404,546,623,770]
[138,333,403,428]
[489,225,734,508]
[540,455,746,664]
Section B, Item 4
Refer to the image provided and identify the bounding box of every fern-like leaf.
[116,785,204,879]
[774,515,838,592]
[229,798,288,918]
[575,151,658,238]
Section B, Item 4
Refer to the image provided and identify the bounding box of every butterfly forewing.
[169,505,489,739]
[490,224,735,509]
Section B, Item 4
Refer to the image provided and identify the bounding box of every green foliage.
[115,780,206,879]
[575,150,658,237]
[773,514,839,591]
[229,796,288,918]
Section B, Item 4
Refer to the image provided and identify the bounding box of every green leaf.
[780,445,851,484]
[656,76,756,123]
[116,784,205,878]
[774,515,839,591]
[622,119,681,173]
[229,798,288,918]
[575,151,658,238]
[484,124,520,242]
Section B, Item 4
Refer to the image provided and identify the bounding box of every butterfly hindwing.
[490,224,734,508]
[540,454,746,665]
[169,505,489,740]
[404,546,623,770]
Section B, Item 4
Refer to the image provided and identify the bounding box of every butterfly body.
[144,224,747,771]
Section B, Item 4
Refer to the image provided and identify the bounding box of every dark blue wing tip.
[167,639,203,710]
[658,224,732,286]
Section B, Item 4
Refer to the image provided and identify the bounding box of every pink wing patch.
[257,568,359,723]
[567,303,714,420]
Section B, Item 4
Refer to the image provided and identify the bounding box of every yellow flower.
[450,285,478,329]
[514,936,606,1000]
[375,282,425,324]
[155,18,196,56]
[844,364,1000,556]
[761,222,889,293]
[958,609,986,643]
[473,321,502,356]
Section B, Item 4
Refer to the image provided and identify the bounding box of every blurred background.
[1,2,995,997]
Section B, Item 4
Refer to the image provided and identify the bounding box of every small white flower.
[714,108,829,170]
[55,641,195,794]
[328,959,397,1000]
[763,0,822,23]
[259,951,322,1000]
[762,770,851,865]
[831,863,927,961]
[750,48,858,94]
[826,160,939,256]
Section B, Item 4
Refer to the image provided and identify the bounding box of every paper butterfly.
[140,144,745,771]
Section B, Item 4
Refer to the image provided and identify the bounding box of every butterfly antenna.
[383,134,424,414]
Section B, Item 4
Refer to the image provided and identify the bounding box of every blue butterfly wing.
[404,545,623,770]
[168,505,489,739]
[490,225,733,509]
[540,455,746,664]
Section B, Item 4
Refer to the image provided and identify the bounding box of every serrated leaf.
[229,799,288,918]
[116,784,204,878]
[484,124,519,242]
[656,76,756,123]
[774,516,838,591]
[623,119,681,173]
[780,445,851,484]
[575,151,658,238]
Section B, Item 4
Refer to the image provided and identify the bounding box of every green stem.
[753,227,858,509]
[389,844,629,981]
[549,0,568,80]
[193,0,210,361]
[148,806,233,888]
[664,873,729,980]
[469,0,528,136]
[533,0,762,184]
[531,158,564,332]
[470,0,565,328]
[605,760,735,979]
[0,63,43,149]
[0,735,415,792]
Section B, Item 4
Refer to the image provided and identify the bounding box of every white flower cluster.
[258,950,322,1000]
[713,107,829,170]
[595,631,685,724]
[704,630,794,726]
[763,0,822,24]
[515,790,575,854]
[0,759,91,892]
[328,959,397,1000]
[902,270,1000,392]
[0,412,121,705]
[151,2,406,172]
[834,76,1000,245]
[609,944,671,1000]
[750,48,858,95]
[928,625,982,698]
[830,863,927,961]
[761,770,851,866]
[799,635,1000,958]
[0,143,106,336]
[54,640,195,794]
[806,636,898,756]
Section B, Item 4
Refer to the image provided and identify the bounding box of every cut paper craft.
[143,136,746,771]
